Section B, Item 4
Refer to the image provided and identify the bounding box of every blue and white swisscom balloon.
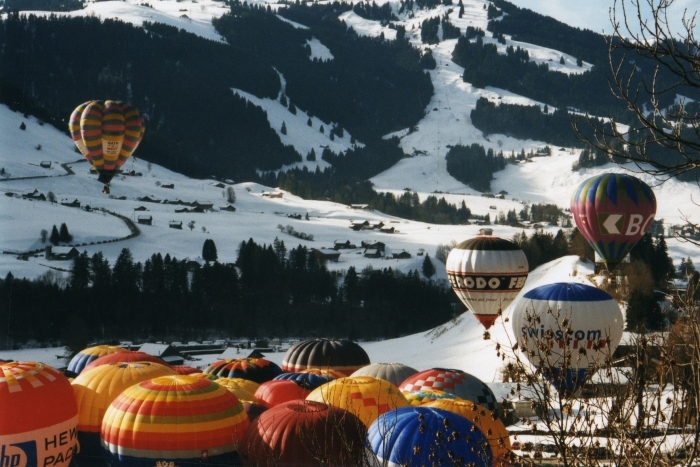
[511,282,624,392]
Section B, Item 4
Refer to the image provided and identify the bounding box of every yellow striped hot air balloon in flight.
[69,100,144,194]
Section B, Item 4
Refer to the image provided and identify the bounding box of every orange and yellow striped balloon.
[101,375,249,466]
[71,99,144,186]
[306,376,408,428]
[0,362,79,467]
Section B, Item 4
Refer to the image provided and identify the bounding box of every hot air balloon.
[306,376,408,428]
[239,400,366,467]
[282,338,370,376]
[101,375,249,466]
[255,380,312,408]
[205,357,282,383]
[367,406,493,467]
[511,282,624,392]
[82,350,167,372]
[0,362,79,467]
[273,371,334,390]
[403,388,460,406]
[399,368,498,413]
[69,100,144,194]
[215,377,261,399]
[71,361,176,462]
[299,367,347,379]
[171,364,200,375]
[571,173,657,270]
[446,236,529,329]
[67,345,127,376]
[350,362,418,387]
[425,400,512,464]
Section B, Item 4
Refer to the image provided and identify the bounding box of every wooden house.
[60,199,81,208]
[169,221,183,229]
[364,248,382,258]
[333,240,356,250]
[310,249,341,262]
[161,183,175,189]
[45,246,79,261]
[138,343,184,366]
[392,250,411,259]
[137,215,153,225]
[220,205,236,212]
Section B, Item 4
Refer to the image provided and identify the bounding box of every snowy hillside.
[2,1,699,280]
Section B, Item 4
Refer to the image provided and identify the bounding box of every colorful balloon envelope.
[511,282,624,392]
[82,350,167,372]
[101,375,249,466]
[67,345,127,376]
[0,362,79,467]
[446,236,529,329]
[367,406,492,467]
[214,377,261,399]
[571,173,657,270]
[170,364,200,375]
[69,100,144,190]
[71,361,176,462]
[350,362,418,387]
[424,400,512,464]
[254,380,312,408]
[403,388,460,406]
[240,400,366,467]
[205,357,282,383]
[399,368,498,413]
[273,371,334,390]
[306,376,408,428]
[299,367,347,379]
[282,338,370,376]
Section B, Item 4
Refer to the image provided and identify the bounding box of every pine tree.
[70,251,90,291]
[49,225,60,245]
[422,254,436,279]
[59,223,72,243]
[202,239,218,264]
[306,148,316,161]
[281,122,287,135]
[307,117,312,127]
[280,94,288,107]
[288,102,297,115]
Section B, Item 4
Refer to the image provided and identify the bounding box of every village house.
[380,226,396,234]
[161,183,175,189]
[220,205,236,212]
[138,195,161,204]
[60,199,81,208]
[40,161,52,169]
[192,200,214,211]
[350,220,370,231]
[349,204,372,210]
[363,248,382,258]
[134,206,149,211]
[368,221,385,230]
[138,343,184,366]
[310,249,341,263]
[22,189,46,201]
[45,246,79,261]
[361,241,386,252]
[169,221,183,229]
[137,215,153,225]
[392,250,412,259]
[333,240,356,250]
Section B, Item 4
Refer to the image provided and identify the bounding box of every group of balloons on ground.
[2,339,510,467]
[446,171,657,391]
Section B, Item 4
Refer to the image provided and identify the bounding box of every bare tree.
[187,220,195,231]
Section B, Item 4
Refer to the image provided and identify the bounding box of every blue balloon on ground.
[367,406,493,467]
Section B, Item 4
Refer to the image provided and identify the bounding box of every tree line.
[0,239,457,351]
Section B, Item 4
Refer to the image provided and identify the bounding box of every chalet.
[169,221,183,229]
[45,246,79,261]
[350,220,370,231]
[479,228,494,236]
[368,221,385,230]
[333,240,356,250]
[22,189,45,201]
[364,248,382,258]
[361,241,385,252]
[138,196,161,204]
[137,215,153,225]
[134,206,149,211]
[481,192,495,198]
[161,183,175,189]
[40,161,52,169]
[220,205,236,212]
[392,250,411,259]
[162,199,190,205]
[349,204,371,210]
[60,199,81,208]
[495,194,506,199]
[192,200,214,211]
[261,191,284,198]
[138,343,184,366]
[380,226,396,234]
[174,208,190,214]
[310,249,341,263]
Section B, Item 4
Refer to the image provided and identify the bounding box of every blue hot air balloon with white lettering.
[511,282,624,392]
